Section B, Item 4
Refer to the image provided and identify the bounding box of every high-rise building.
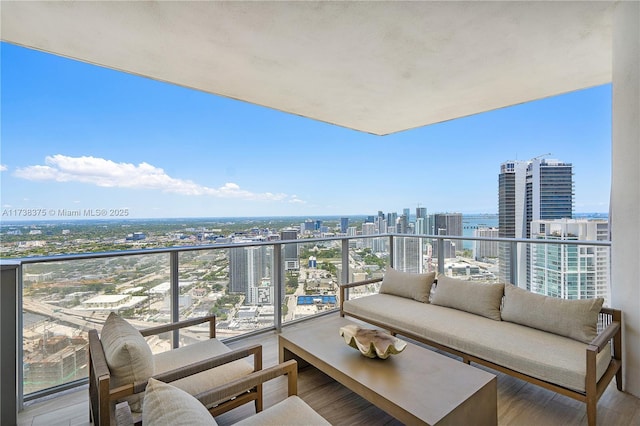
[280,229,299,271]
[529,219,609,304]
[498,158,574,286]
[229,245,273,299]
[340,217,349,234]
[473,227,499,260]
[434,213,463,236]
[386,212,398,229]
[393,236,423,274]
[360,222,377,250]
[433,213,463,259]
[397,214,409,234]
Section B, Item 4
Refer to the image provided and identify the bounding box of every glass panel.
[283,240,341,322]
[346,236,388,298]
[437,238,501,283]
[217,245,276,337]
[22,253,170,395]
[177,249,230,345]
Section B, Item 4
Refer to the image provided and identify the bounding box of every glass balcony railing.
[0,233,611,410]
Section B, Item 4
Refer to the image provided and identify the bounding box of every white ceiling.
[1,1,616,135]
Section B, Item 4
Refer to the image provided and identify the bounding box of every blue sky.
[1,43,612,220]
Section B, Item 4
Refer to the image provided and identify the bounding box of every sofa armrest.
[588,321,621,353]
[195,360,299,408]
[110,344,263,400]
[339,277,383,290]
[339,278,382,315]
[141,315,216,338]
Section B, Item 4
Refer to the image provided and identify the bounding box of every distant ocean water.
[462,214,498,249]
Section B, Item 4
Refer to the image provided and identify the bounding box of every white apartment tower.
[473,227,499,260]
[529,219,610,305]
[393,237,424,274]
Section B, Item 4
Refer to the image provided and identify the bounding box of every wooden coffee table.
[279,315,497,426]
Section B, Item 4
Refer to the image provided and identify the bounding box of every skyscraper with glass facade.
[498,158,574,287]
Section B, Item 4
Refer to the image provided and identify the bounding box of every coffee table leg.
[279,339,310,368]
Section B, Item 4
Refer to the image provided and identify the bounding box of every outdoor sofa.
[340,267,622,426]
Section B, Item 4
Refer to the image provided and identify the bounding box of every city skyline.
[1,43,612,220]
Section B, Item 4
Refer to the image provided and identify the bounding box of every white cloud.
[15,155,289,201]
[0,164,7,172]
[289,196,306,204]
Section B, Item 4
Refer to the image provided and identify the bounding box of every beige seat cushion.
[379,266,436,303]
[152,338,254,410]
[344,294,611,393]
[502,284,604,343]
[101,312,154,412]
[234,396,331,426]
[431,275,504,321]
[143,377,217,425]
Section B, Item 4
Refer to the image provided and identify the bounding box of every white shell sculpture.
[339,324,407,359]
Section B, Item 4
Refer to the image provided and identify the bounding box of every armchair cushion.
[234,395,330,426]
[143,378,217,425]
[379,266,436,303]
[101,312,154,412]
[153,338,255,401]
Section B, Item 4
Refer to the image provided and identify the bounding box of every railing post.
[341,238,349,300]
[273,243,283,333]
[1,261,20,424]
[510,240,518,286]
[437,237,444,274]
[170,251,180,348]
[389,234,394,268]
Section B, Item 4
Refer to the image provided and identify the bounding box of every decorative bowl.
[339,324,407,359]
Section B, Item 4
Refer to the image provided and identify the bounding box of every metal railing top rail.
[2,232,611,265]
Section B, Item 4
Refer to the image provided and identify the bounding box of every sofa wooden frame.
[340,278,622,426]
[88,315,262,426]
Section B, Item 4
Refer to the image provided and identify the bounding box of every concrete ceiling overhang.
[1,1,616,136]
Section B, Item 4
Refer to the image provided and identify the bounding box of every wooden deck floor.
[18,314,640,426]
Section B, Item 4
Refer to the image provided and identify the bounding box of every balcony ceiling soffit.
[1,1,615,135]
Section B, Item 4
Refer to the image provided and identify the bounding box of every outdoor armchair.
[142,359,331,425]
[88,313,262,425]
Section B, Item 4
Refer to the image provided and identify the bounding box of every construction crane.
[531,153,551,161]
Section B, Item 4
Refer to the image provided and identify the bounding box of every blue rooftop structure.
[297,295,337,305]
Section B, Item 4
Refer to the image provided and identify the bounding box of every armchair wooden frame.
[88,315,262,426]
[195,359,299,410]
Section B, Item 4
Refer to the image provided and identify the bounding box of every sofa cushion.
[143,377,217,425]
[431,275,504,320]
[234,395,331,426]
[343,293,611,393]
[101,312,154,412]
[379,266,436,303]
[501,284,604,343]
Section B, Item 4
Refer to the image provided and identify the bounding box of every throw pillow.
[379,266,436,303]
[143,378,218,425]
[101,312,154,412]
[501,284,604,343]
[431,275,504,321]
